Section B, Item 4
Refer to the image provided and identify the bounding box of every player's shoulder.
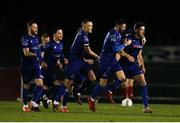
[21,34,29,40]
[109,28,120,37]
[126,34,134,40]
[109,28,116,34]
[108,28,119,40]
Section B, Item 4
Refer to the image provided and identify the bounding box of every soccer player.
[40,27,68,111]
[20,21,44,112]
[103,28,135,104]
[87,19,132,112]
[59,19,99,112]
[119,21,153,113]
[121,35,147,105]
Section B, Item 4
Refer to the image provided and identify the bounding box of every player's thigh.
[43,85,49,90]
[64,78,73,88]
[34,78,43,86]
[133,74,146,86]
[121,78,128,88]
[88,70,96,81]
[100,78,108,87]
[127,79,134,87]
[53,79,63,86]
[115,70,126,82]
[23,83,31,89]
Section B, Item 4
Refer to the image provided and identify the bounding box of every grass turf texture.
[0,101,180,122]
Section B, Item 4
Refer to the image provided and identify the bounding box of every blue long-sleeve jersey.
[100,28,125,63]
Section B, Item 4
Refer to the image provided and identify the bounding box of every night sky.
[0,0,179,67]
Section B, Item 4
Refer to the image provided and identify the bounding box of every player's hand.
[142,36,146,45]
[140,66,146,74]
[127,55,135,62]
[124,38,132,46]
[85,59,94,65]
[95,55,100,61]
[64,58,68,65]
[115,53,121,61]
[56,60,63,69]
[41,61,48,68]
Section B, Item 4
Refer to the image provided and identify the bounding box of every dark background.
[0,0,179,67]
[0,0,180,101]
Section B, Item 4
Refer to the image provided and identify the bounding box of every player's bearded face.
[119,24,126,33]
[137,26,145,38]
[30,24,38,35]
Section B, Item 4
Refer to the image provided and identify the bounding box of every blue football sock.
[32,85,43,104]
[37,89,45,104]
[141,85,148,108]
[62,91,70,107]
[51,85,59,100]
[109,79,121,92]
[55,84,67,102]
[22,88,29,105]
[91,84,104,99]
[78,79,89,93]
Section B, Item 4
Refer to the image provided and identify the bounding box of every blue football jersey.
[69,29,89,61]
[21,34,39,65]
[42,40,65,68]
[120,35,143,64]
[100,28,125,63]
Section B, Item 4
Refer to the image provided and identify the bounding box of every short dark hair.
[27,20,37,27]
[134,21,146,30]
[52,26,62,34]
[115,19,126,26]
[81,19,92,25]
[41,33,49,38]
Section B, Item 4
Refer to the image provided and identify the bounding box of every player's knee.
[129,79,134,87]
[118,76,126,82]
[140,81,146,86]
[121,77,126,82]
[100,78,107,87]
[121,80,128,87]
[43,85,48,90]
[64,79,72,88]
[89,76,96,81]
[35,79,43,86]
[100,82,106,87]
[53,80,62,86]
[88,70,96,81]
[23,83,30,89]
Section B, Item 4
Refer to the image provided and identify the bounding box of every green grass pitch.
[0,101,180,122]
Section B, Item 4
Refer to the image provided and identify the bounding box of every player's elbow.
[24,52,29,56]
[85,49,91,55]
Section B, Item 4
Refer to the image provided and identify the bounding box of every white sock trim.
[32,101,39,107]
[91,97,95,101]
[54,100,59,105]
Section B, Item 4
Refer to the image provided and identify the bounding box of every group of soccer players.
[20,18,154,113]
